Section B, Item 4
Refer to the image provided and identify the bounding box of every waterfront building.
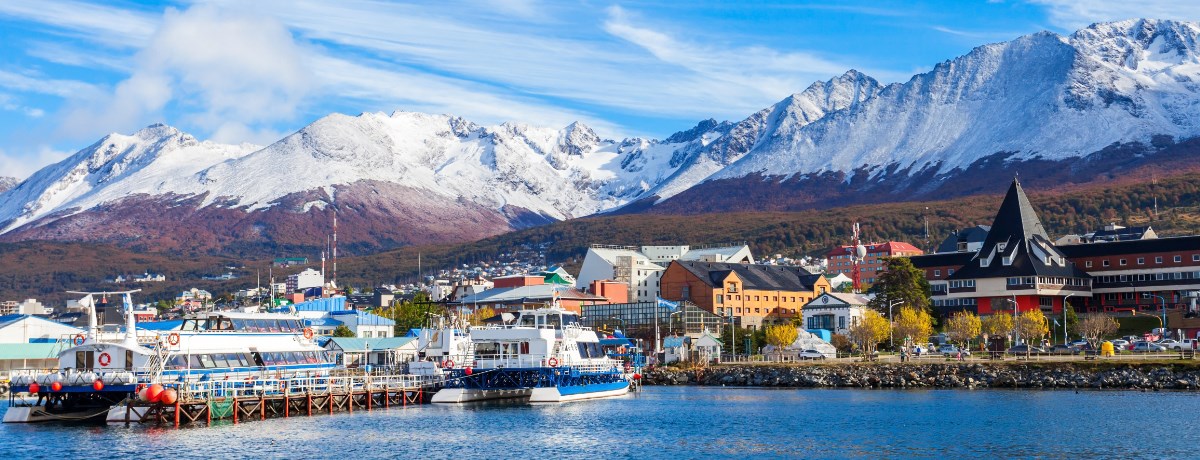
[286,268,324,293]
[1056,223,1157,245]
[274,257,309,267]
[825,241,923,285]
[801,292,870,336]
[291,296,395,338]
[0,299,49,316]
[324,337,417,367]
[0,314,84,344]
[575,243,755,303]
[453,275,615,314]
[659,260,831,329]
[580,301,724,340]
[912,180,1200,327]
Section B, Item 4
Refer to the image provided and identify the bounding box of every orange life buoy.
[98,352,111,367]
[167,333,180,346]
[443,359,455,369]
[548,357,559,367]
[303,328,314,340]
[73,334,85,346]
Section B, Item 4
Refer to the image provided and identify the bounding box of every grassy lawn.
[1115,316,1162,338]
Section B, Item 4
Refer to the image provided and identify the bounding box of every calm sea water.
[2,387,1197,459]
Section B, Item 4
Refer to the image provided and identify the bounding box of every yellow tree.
[945,311,983,349]
[469,306,496,326]
[893,306,934,349]
[982,312,1014,344]
[848,310,890,361]
[1015,309,1050,352]
[764,325,799,361]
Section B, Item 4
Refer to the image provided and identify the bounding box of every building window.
[1102,260,1110,267]
[1085,260,1093,268]
[1119,259,1127,266]
[1175,255,1183,263]
[716,294,723,304]
[727,282,738,293]
[1194,255,1200,262]
[838,316,846,329]
[1039,297,1053,307]
[934,269,941,277]
[1137,258,1145,265]
[1156,256,1163,264]
[948,269,954,275]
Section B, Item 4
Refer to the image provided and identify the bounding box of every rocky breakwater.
[644,363,1200,390]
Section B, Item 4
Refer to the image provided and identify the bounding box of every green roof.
[326,337,416,352]
[0,343,60,360]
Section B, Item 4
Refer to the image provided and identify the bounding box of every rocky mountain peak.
[558,121,601,156]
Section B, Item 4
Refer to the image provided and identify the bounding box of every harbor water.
[2,386,1197,458]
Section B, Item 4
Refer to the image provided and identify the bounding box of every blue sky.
[1,0,1197,178]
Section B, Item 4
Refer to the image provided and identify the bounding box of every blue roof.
[325,337,416,352]
[305,317,344,327]
[139,320,183,331]
[663,337,688,348]
[331,310,395,326]
[600,338,635,347]
[0,314,83,331]
[293,296,347,312]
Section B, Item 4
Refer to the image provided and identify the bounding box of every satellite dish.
[855,244,867,260]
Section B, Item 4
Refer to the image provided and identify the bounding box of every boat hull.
[529,381,629,403]
[105,404,153,425]
[431,387,533,403]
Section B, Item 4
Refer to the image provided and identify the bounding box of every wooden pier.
[119,370,442,427]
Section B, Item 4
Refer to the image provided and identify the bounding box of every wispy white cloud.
[1028,0,1200,31]
[60,4,314,143]
[0,145,70,179]
[0,69,100,98]
[0,0,156,48]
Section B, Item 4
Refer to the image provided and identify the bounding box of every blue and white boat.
[431,307,637,403]
[4,291,336,423]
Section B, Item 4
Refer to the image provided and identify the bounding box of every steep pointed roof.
[948,179,1089,280]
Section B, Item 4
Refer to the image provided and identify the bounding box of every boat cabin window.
[168,355,188,369]
[125,349,134,371]
[231,319,247,330]
[518,314,536,327]
[546,314,561,329]
[476,342,499,356]
[562,314,579,327]
[76,350,94,370]
[181,319,201,331]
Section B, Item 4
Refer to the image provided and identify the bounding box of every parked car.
[1048,344,1076,354]
[938,344,971,357]
[1131,341,1167,352]
[1109,339,1130,350]
[1069,339,1089,349]
[1155,339,1197,351]
[797,349,827,360]
[1007,345,1046,354]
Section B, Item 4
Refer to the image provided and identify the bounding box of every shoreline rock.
[643,362,1200,390]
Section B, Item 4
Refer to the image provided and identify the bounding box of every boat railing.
[472,354,624,373]
[169,369,443,402]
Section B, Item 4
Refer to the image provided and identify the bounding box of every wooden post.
[233,397,238,424]
[284,395,289,418]
[307,392,312,416]
[174,400,180,428]
[348,392,353,414]
[384,389,389,409]
[367,390,372,411]
[206,403,211,425]
[260,395,265,420]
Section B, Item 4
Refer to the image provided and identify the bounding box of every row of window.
[1085,254,1199,268]
[165,351,330,369]
[717,294,809,304]
[718,307,800,316]
[932,269,956,277]
[948,280,975,288]
[932,298,979,307]
[180,318,307,333]
[1094,271,1200,284]
[1005,276,1089,287]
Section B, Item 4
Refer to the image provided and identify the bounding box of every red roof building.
[825,241,924,285]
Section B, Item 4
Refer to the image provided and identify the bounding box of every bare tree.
[1074,313,1119,348]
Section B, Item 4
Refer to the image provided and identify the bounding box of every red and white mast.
[851,222,866,293]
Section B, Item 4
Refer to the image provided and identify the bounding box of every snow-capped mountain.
[648,19,1200,212]
[0,177,17,194]
[3,19,1200,251]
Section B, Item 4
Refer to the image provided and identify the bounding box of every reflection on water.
[2,387,1197,458]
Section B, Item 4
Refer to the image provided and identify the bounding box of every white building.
[801,292,871,336]
[576,244,755,302]
[286,268,325,293]
[0,314,84,344]
[1,299,51,316]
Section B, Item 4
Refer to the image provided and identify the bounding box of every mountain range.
[2,19,1200,255]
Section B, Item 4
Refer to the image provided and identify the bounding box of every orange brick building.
[660,260,831,329]
[826,241,923,285]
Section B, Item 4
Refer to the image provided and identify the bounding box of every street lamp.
[887,300,904,349]
[1063,293,1074,346]
[1151,294,1168,337]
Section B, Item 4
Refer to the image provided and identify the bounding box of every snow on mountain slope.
[0,124,259,232]
[711,19,1200,182]
[0,177,17,194]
